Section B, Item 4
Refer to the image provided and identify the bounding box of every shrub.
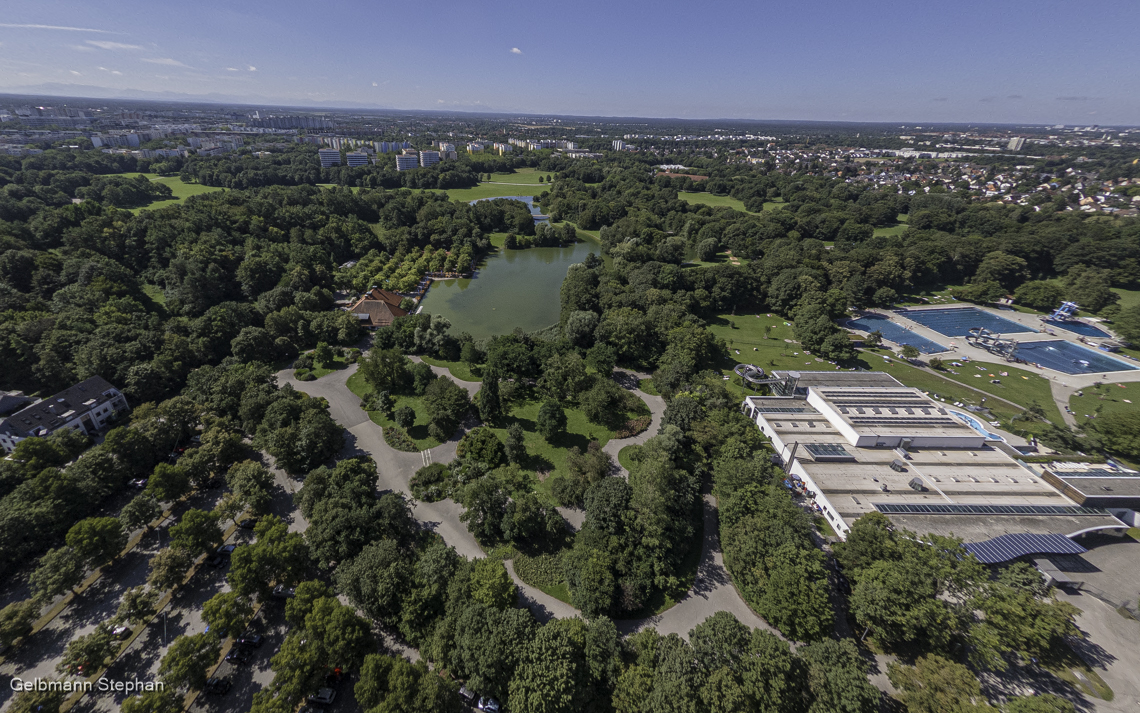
[383,426,417,452]
[615,416,652,439]
[410,463,451,502]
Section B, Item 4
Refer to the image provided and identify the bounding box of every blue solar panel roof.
[963,533,1086,565]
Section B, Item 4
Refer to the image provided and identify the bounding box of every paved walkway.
[605,369,667,475]
[275,365,484,560]
[504,493,780,640]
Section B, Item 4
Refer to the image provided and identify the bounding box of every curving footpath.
[278,362,773,640]
[604,369,667,476]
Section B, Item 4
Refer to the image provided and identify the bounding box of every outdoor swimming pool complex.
[1042,319,1111,338]
[1013,341,1138,375]
[846,314,947,354]
[897,307,1037,337]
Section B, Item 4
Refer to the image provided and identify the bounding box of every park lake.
[418,197,602,339]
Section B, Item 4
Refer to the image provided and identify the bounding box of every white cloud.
[437,99,444,103]
[70,70,80,75]
[510,47,522,54]
[142,57,190,67]
[111,70,122,75]
[247,65,257,71]
[226,67,239,71]
[372,81,378,87]
[85,40,143,50]
[71,44,95,51]
[0,23,112,33]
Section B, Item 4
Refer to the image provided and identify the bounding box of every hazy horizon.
[2,0,1138,125]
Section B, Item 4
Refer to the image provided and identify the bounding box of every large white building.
[395,152,419,171]
[318,148,341,167]
[0,376,129,453]
[742,371,1128,562]
[345,151,370,166]
[419,150,441,167]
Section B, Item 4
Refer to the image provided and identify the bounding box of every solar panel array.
[963,533,1087,565]
[803,443,855,461]
[847,416,957,426]
[873,503,1109,516]
[754,406,814,414]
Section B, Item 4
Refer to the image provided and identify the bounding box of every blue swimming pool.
[1043,319,1111,338]
[1013,340,1138,375]
[846,314,947,354]
[897,307,1037,337]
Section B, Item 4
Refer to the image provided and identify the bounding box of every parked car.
[225,648,253,665]
[239,518,258,530]
[238,635,265,648]
[128,478,148,489]
[205,555,225,568]
[477,697,501,712]
[203,477,222,489]
[204,677,232,695]
[217,544,236,557]
[272,584,295,599]
[307,688,336,706]
[458,686,476,704]
[111,624,132,640]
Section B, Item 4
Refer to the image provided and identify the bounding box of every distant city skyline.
[1,0,1138,125]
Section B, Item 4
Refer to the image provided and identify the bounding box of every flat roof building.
[742,371,1126,558]
[395,152,419,171]
[318,148,341,167]
[0,376,129,453]
[419,150,440,167]
[345,151,369,166]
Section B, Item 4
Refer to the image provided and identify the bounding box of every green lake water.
[418,236,601,340]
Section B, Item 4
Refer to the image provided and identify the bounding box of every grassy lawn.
[1111,286,1140,312]
[1041,642,1115,701]
[485,167,553,185]
[618,445,640,472]
[306,355,349,379]
[486,399,621,484]
[872,223,909,237]
[1069,382,1140,423]
[128,173,225,212]
[420,356,482,382]
[142,283,167,309]
[434,184,547,201]
[637,378,659,396]
[345,371,443,450]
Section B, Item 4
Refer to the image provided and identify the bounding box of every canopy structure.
[963,533,1087,565]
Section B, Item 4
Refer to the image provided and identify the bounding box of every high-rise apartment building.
[419,150,441,167]
[346,151,369,166]
[318,148,342,167]
[395,152,419,171]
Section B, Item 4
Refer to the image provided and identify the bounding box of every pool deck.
[854,305,1140,428]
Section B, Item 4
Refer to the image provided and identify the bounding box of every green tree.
[228,515,309,599]
[900,344,920,360]
[0,599,40,649]
[697,238,719,262]
[159,632,222,690]
[460,478,509,545]
[8,682,66,713]
[973,251,1030,291]
[120,493,162,532]
[57,623,118,675]
[469,558,517,610]
[115,586,159,625]
[334,539,412,626]
[225,459,275,515]
[756,545,834,642]
[539,352,589,402]
[508,618,592,713]
[146,463,191,502]
[313,342,334,367]
[423,376,471,437]
[66,517,127,566]
[887,655,992,713]
[478,368,503,424]
[202,591,253,638]
[536,400,567,441]
[31,547,85,602]
[394,405,416,429]
[457,426,506,468]
[799,638,879,713]
[147,547,193,591]
[359,348,410,394]
[121,690,184,713]
[169,509,223,556]
[586,343,617,376]
[1013,280,1065,311]
[504,422,526,465]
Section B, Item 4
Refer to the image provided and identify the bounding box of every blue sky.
[1,0,1138,124]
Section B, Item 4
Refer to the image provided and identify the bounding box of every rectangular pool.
[1043,319,1111,338]
[897,307,1037,337]
[1013,340,1138,375]
[846,314,947,354]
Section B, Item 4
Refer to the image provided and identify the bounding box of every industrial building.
[742,371,1129,563]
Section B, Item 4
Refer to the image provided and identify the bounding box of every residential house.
[345,288,408,328]
[0,376,129,453]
